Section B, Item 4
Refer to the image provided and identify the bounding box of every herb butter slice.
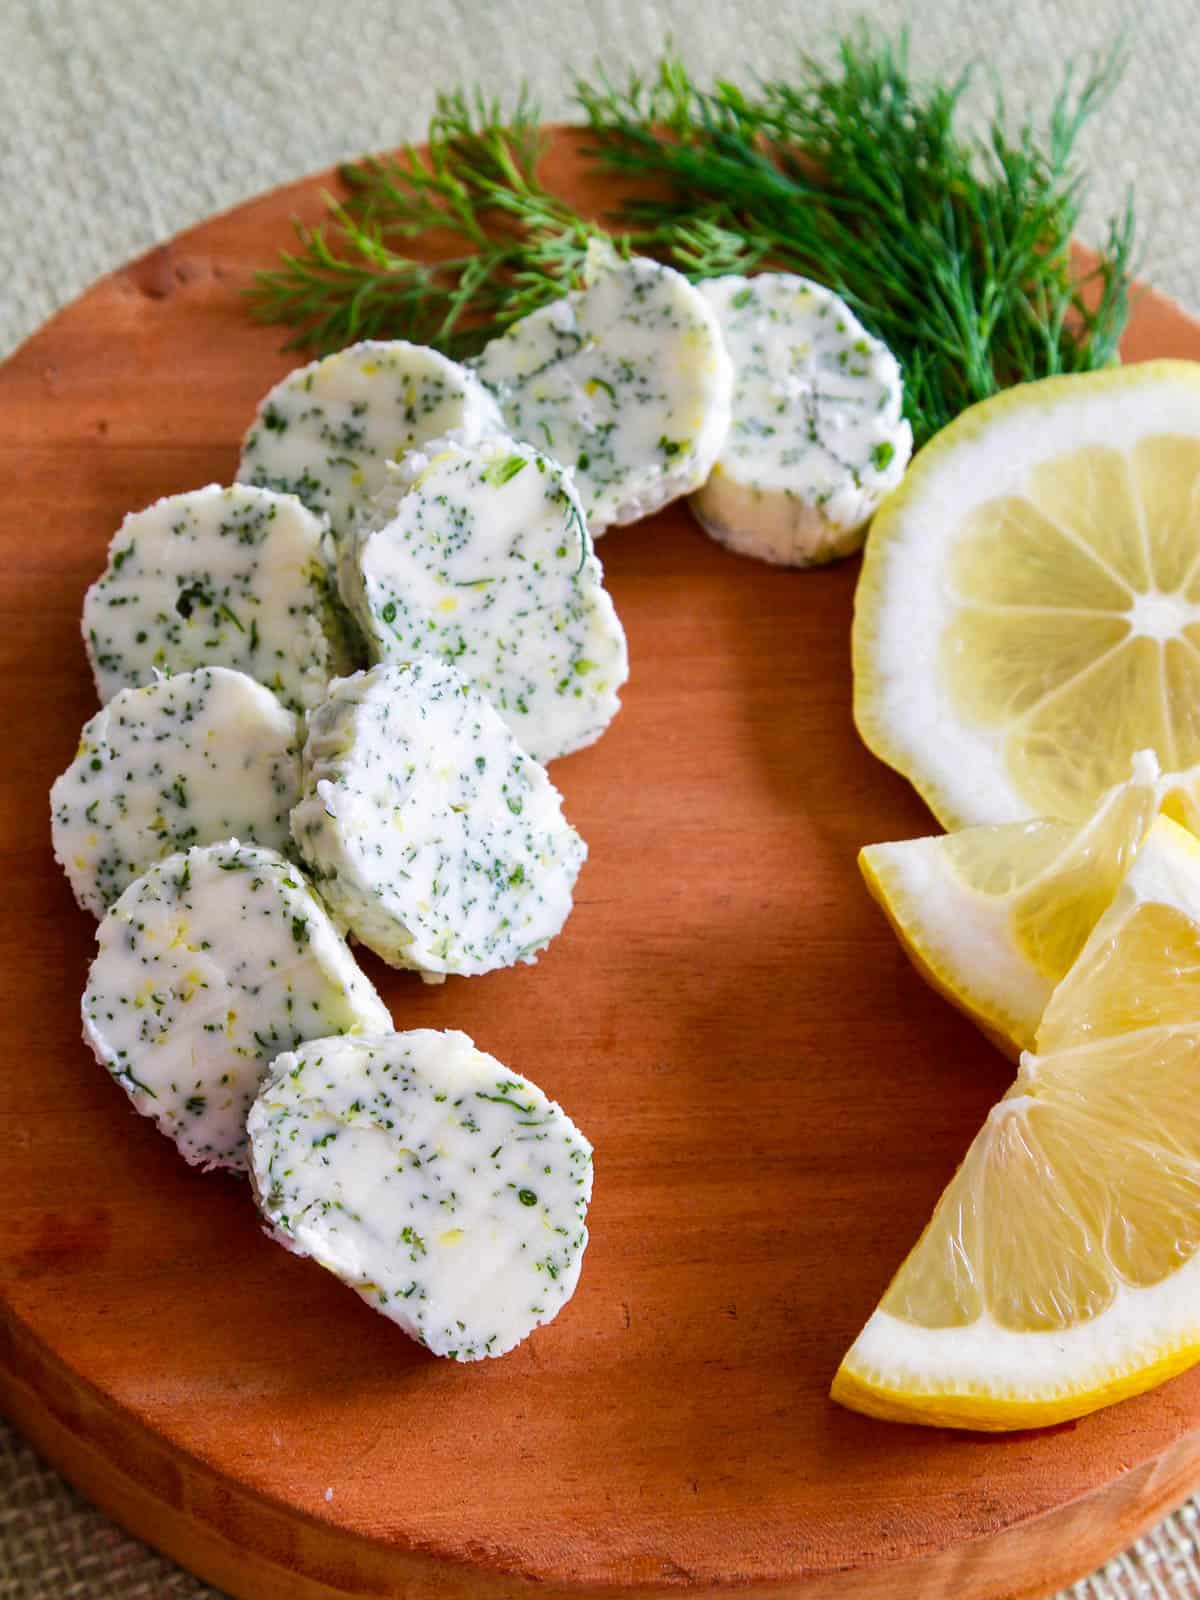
[691,274,912,566]
[290,658,586,978]
[51,667,301,918]
[249,1029,593,1360]
[83,484,353,714]
[237,339,503,544]
[82,841,391,1171]
[339,435,629,762]
[472,248,733,534]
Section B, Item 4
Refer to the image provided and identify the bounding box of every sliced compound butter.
[82,484,353,714]
[289,658,586,978]
[237,340,503,543]
[82,840,390,1171]
[339,436,628,762]
[691,273,912,565]
[473,247,733,534]
[248,1029,593,1360]
[51,667,300,918]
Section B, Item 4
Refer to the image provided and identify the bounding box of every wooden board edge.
[0,1311,536,1600]
[6,1314,1200,1600]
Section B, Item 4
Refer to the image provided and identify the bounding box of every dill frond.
[247,89,606,359]
[248,30,1135,448]
[578,30,1136,444]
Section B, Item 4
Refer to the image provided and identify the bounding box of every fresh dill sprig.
[247,89,607,358]
[577,31,1136,445]
[247,85,760,359]
[248,31,1136,449]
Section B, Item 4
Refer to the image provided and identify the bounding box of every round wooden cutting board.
[4,132,1200,1600]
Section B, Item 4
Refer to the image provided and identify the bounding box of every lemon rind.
[835,1273,1200,1432]
[833,1308,1200,1431]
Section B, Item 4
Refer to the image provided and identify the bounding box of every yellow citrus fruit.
[853,362,1200,828]
[860,750,1166,1055]
[834,816,1200,1430]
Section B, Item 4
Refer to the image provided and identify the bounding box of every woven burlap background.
[5,0,1200,1594]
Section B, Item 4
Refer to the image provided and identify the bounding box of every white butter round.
[237,339,503,544]
[52,666,301,917]
[473,249,733,534]
[83,483,353,713]
[249,1029,593,1360]
[339,435,628,762]
[691,273,911,566]
[82,841,391,1171]
[290,658,586,978]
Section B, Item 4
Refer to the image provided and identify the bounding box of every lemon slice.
[853,361,1200,828]
[860,749,1164,1056]
[834,815,1200,1430]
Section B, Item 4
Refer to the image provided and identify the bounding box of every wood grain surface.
[3,131,1200,1600]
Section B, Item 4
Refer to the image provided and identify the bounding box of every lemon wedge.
[834,815,1200,1430]
[860,749,1164,1056]
[853,361,1200,828]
